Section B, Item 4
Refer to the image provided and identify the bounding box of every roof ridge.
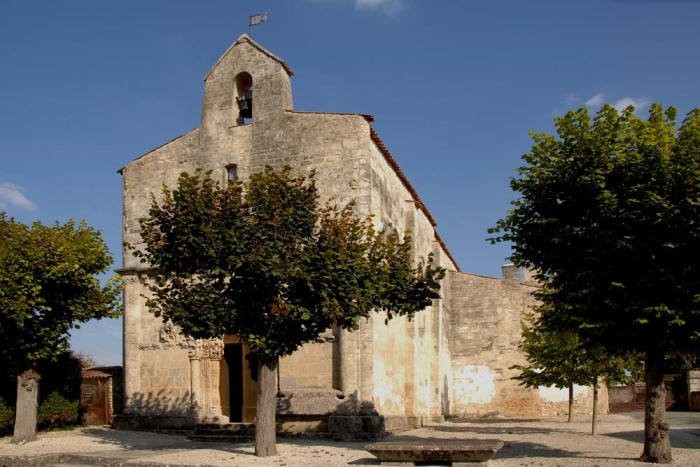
[285,109,374,122]
[204,33,293,81]
[119,128,199,172]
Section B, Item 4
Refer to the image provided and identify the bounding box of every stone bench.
[366,439,503,466]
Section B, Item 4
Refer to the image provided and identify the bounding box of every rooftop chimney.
[501,263,520,283]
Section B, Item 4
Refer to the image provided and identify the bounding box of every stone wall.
[447,270,606,417]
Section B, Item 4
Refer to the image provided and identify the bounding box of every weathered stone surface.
[112,413,195,431]
[276,389,356,415]
[328,415,363,434]
[382,416,421,433]
[366,439,503,463]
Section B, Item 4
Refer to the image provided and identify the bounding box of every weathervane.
[248,12,268,36]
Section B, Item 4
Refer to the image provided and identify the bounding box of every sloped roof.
[82,369,112,379]
[369,128,460,271]
[205,33,294,81]
[118,128,199,173]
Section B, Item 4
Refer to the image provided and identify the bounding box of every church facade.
[119,35,602,434]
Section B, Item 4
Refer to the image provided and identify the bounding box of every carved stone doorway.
[221,336,258,423]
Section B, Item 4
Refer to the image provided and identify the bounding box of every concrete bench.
[366,439,503,466]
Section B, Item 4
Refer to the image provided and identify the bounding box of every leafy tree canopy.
[134,166,445,457]
[134,166,445,362]
[491,104,700,355]
[512,307,639,391]
[0,213,122,375]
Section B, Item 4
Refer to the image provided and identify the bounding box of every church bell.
[237,89,253,120]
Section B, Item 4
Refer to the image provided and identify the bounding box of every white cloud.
[356,0,405,15]
[612,97,650,112]
[583,92,650,113]
[585,93,605,107]
[0,182,37,211]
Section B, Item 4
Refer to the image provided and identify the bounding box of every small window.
[226,164,238,182]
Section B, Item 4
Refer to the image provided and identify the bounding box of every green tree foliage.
[513,307,638,431]
[491,104,699,462]
[134,166,445,456]
[0,397,13,435]
[37,392,79,429]
[0,213,122,441]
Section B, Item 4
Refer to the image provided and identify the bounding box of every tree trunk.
[640,350,672,463]
[591,379,598,435]
[567,382,573,423]
[12,369,41,444]
[254,358,278,457]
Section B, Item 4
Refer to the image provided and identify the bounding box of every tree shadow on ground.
[79,428,264,459]
[496,440,641,463]
[604,427,700,449]
[427,424,576,435]
[496,440,579,459]
[81,427,197,451]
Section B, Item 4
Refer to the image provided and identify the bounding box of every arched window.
[235,72,253,125]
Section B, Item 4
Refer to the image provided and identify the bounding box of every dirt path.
[0,412,697,466]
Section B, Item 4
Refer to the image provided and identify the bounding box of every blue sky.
[1,0,699,366]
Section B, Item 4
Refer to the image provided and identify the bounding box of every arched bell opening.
[235,72,253,125]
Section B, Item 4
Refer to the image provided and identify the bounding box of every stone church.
[119,35,601,434]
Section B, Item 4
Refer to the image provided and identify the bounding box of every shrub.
[38,392,79,429]
[0,397,13,434]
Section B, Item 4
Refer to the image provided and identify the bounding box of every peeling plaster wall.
[364,141,457,420]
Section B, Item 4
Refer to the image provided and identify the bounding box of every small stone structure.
[118,34,604,435]
[81,370,113,425]
[366,439,503,465]
[81,366,123,426]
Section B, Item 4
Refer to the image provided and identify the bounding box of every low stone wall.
[112,414,195,432]
[608,385,646,412]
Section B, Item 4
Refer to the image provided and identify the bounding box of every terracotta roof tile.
[82,369,112,379]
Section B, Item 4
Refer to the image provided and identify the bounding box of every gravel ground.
[0,412,698,466]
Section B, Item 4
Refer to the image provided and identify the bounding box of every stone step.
[194,427,255,435]
[196,422,254,431]
[188,422,255,442]
[188,434,253,443]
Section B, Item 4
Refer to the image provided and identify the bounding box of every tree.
[134,167,444,457]
[512,307,638,433]
[490,104,699,462]
[0,213,122,443]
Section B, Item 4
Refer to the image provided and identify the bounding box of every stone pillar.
[338,328,360,398]
[122,273,142,412]
[359,317,374,405]
[188,340,202,419]
[204,340,225,421]
[188,338,225,422]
